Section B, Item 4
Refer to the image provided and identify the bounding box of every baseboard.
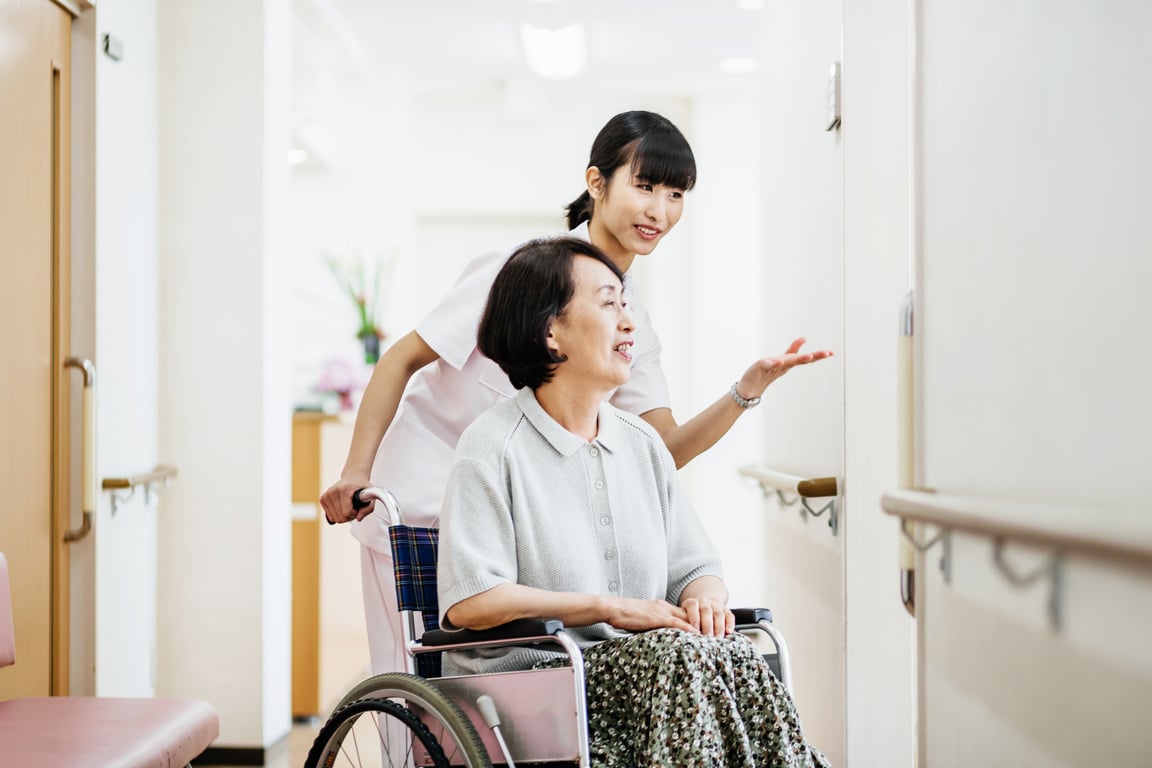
[196,728,290,766]
[195,746,266,765]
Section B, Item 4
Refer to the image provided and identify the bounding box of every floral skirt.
[537,628,830,768]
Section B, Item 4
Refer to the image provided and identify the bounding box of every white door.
[913,2,1152,764]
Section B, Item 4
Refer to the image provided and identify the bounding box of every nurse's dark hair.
[565,110,697,230]
[479,237,625,391]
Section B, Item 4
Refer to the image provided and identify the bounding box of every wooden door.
[0,0,72,697]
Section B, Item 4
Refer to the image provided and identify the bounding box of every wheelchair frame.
[306,487,793,768]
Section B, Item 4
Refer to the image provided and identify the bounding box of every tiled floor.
[205,720,327,768]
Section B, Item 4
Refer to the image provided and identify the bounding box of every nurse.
[319,110,832,681]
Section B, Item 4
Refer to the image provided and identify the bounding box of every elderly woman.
[437,237,830,768]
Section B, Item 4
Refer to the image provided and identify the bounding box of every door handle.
[63,357,95,543]
[897,292,916,615]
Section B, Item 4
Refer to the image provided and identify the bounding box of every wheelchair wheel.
[305,673,492,768]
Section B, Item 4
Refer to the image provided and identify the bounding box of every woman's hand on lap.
[606,597,696,634]
[682,595,735,637]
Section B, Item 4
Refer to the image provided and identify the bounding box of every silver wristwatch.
[729,383,761,409]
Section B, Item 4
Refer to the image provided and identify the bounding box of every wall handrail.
[102,464,179,515]
[737,466,838,498]
[881,488,1152,565]
[102,464,178,490]
[738,465,840,535]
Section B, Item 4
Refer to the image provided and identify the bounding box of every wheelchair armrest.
[732,607,774,626]
[731,606,792,692]
[421,618,566,647]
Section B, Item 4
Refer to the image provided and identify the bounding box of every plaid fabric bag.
[388,524,442,678]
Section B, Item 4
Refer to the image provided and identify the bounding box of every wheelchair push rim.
[305,673,493,768]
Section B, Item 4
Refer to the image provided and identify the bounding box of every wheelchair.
[305,487,794,768]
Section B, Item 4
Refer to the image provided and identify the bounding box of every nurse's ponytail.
[565,190,594,229]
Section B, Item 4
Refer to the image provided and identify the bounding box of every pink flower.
[314,358,364,396]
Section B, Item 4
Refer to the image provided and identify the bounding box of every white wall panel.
[915,2,1152,764]
[91,0,160,698]
[842,0,918,762]
[157,0,293,750]
[756,2,846,763]
[918,0,1152,505]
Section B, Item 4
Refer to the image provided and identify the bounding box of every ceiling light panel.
[520,22,587,79]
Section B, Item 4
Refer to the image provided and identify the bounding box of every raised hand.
[736,337,834,401]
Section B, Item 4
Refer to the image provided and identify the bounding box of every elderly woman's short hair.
[478,237,624,390]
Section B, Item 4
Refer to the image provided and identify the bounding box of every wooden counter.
[291,412,369,718]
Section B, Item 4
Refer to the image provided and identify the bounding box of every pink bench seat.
[0,552,219,767]
[0,696,219,767]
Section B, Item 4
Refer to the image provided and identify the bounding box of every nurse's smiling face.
[548,255,635,392]
[587,164,685,270]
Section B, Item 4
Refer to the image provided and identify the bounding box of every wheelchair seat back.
[388,523,444,678]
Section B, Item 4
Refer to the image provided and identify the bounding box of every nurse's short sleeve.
[416,248,512,371]
[610,301,672,416]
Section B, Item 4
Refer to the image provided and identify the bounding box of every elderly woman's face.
[548,255,635,391]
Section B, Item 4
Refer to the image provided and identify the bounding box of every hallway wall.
[842,0,918,763]
[754,2,848,764]
[915,1,1152,764]
[157,0,294,750]
[91,0,161,699]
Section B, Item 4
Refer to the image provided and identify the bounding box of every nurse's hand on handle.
[736,337,834,402]
[320,478,374,525]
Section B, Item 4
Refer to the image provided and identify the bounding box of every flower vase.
[361,333,381,365]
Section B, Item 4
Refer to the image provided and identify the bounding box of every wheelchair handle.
[349,486,404,527]
[325,487,375,526]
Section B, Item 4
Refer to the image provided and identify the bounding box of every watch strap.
[729,382,761,409]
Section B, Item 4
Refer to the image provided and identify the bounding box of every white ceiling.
[296,0,766,92]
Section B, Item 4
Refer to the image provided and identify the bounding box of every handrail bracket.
[992,537,1065,632]
[900,520,952,583]
[738,466,842,537]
